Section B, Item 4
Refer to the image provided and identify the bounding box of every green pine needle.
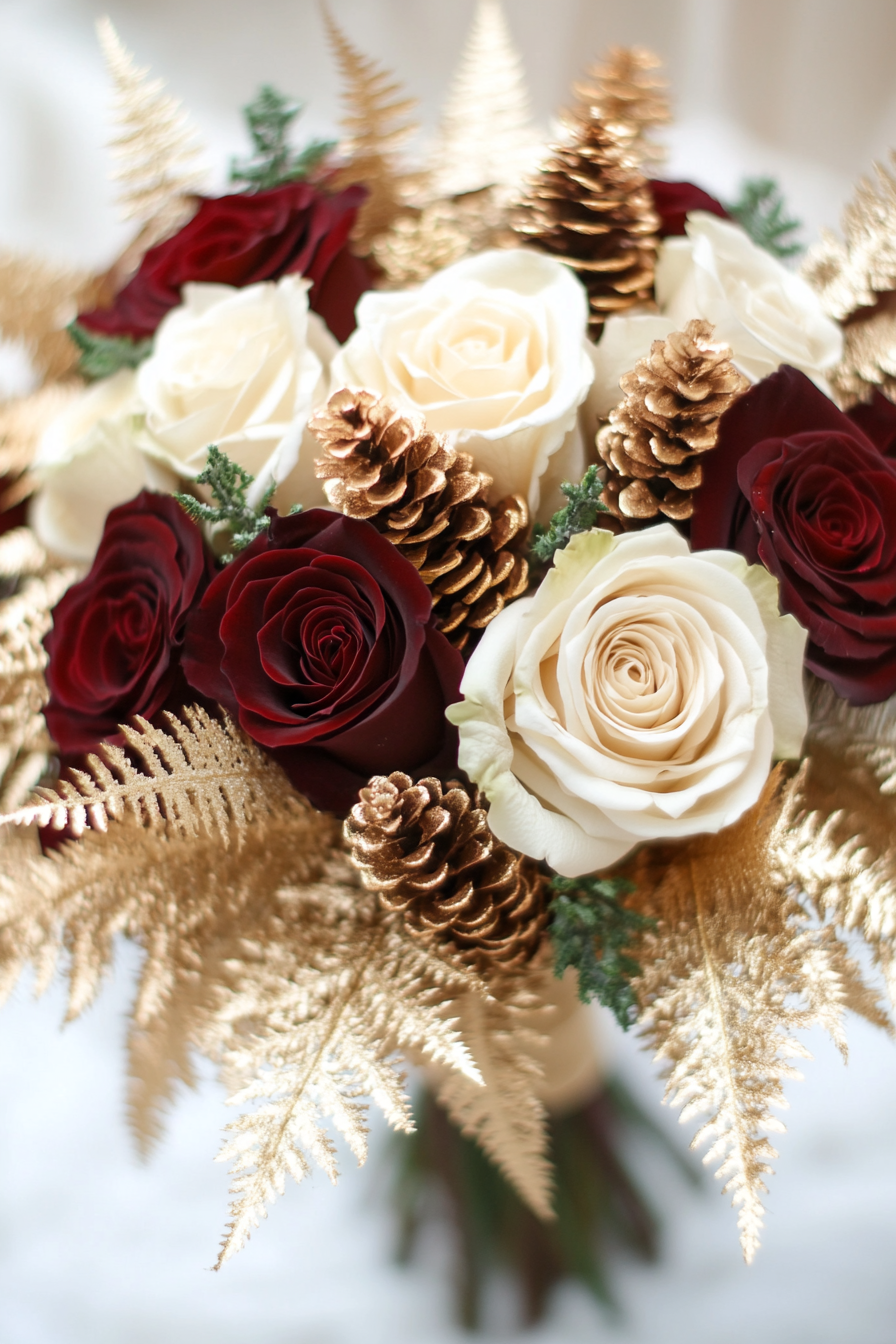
[175,445,276,561]
[531,465,610,564]
[727,176,803,259]
[230,84,335,191]
[549,875,652,1029]
[67,321,153,380]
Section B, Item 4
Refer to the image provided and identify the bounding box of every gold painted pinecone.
[515,117,659,338]
[573,47,671,168]
[596,319,750,520]
[311,389,529,650]
[345,772,549,973]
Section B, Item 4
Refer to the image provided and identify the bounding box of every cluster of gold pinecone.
[597,319,750,520]
[345,772,549,973]
[311,389,529,650]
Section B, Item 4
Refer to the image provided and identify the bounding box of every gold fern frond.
[627,768,888,1263]
[0,384,85,490]
[0,706,289,841]
[422,961,555,1222]
[777,679,896,1006]
[0,558,77,810]
[96,17,207,247]
[0,252,99,385]
[321,3,419,247]
[212,871,483,1266]
[432,0,541,198]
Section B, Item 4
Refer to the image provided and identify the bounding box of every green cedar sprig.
[230,84,335,191]
[67,321,154,380]
[548,874,653,1029]
[727,176,803,260]
[176,445,276,562]
[531,465,610,564]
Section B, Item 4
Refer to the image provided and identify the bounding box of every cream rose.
[29,369,177,562]
[655,212,843,390]
[329,249,594,517]
[448,525,807,877]
[137,275,336,510]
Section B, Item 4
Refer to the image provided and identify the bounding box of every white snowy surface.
[1,942,896,1344]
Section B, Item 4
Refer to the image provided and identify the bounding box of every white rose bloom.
[137,275,336,511]
[30,369,177,562]
[584,314,677,419]
[655,212,843,390]
[448,525,807,878]
[329,249,594,517]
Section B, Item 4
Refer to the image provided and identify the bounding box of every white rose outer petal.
[30,367,177,562]
[137,275,329,509]
[329,248,594,514]
[655,212,843,392]
[447,525,808,878]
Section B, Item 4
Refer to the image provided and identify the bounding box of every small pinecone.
[311,389,529,650]
[515,117,660,339]
[345,772,549,973]
[596,319,750,520]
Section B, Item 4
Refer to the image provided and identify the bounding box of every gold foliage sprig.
[0,540,78,811]
[625,768,889,1263]
[212,869,484,1265]
[96,17,207,249]
[321,3,419,248]
[422,964,555,1223]
[779,679,896,1007]
[0,252,99,385]
[0,706,287,840]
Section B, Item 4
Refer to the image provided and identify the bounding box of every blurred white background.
[2,2,896,1340]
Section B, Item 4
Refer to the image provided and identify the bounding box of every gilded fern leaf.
[0,707,287,841]
[0,252,99,384]
[96,17,207,245]
[778,680,896,1007]
[0,557,77,810]
[321,3,418,246]
[627,768,888,1263]
[423,963,555,1222]
[212,872,482,1265]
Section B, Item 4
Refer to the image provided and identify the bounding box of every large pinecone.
[311,388,529,650]
[574,47,670,168]
[515,117,659,338]
[345,772,549,973]
[596,319,750,520]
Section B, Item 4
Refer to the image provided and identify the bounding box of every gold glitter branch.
[626,769,889,1263]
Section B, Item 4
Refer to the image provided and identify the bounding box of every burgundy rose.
[77,181,371,344]
[182,509,465,813]
[649,180,730,238]
[847,390,896,458]
[692,365,896,703]
[44,492,215,755]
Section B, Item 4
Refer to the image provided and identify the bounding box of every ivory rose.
[137,275,336,511]
[329,249,594,517]
[30,369,177,562]
[655,212,842,390]
[448,525,807,877]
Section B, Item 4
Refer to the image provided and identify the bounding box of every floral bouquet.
[2,1,896,1322]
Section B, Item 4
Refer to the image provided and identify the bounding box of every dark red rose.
[182,509,465,813]
[44,492,215,755]
[649,180,730,238]
[847,390,896,458]
[692,365,896,703]
[77,181,372,344]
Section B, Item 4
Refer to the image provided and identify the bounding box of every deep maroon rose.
[182,510,465,813]
[691,365,896,703]
[649,180,730,238]
[847,390,896,458]
[44,492,215,755]
[77,181,372,344]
